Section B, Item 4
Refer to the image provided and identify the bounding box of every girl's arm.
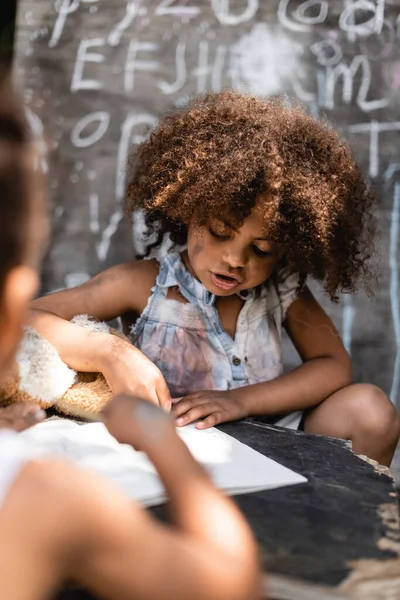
[0,397,260,600]
[29,260,171,409]
[173,287,352,427]
[238,286,352,415]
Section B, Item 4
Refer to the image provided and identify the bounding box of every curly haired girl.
[31,91,400,466]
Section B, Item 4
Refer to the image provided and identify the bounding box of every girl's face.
[186,204,278,296]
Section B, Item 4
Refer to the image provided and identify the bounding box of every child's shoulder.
[113,258,160,313]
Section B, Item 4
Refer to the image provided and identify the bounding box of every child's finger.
[171,396,206,417]
[0,403,46,431]
[195,412,224,430]
[175,404,217,426]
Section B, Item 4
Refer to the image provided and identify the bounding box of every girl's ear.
[0,265,39,376]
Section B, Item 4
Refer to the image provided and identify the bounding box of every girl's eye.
[252,245,273,258]
[208,227,230,241]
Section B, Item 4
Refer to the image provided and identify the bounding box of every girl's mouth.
[210,272,242,291]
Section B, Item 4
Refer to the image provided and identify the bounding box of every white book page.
[19,420,306,506]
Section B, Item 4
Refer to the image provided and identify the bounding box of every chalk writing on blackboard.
[15,0,400,403]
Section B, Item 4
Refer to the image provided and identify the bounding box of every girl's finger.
[195,412,224,430]
[175,404,217,426]
[171,398,202,418]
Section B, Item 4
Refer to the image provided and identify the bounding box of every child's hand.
[100,340,171,412]
[102,393,177,449]
[172,391,248,429]
[0,402,46,431]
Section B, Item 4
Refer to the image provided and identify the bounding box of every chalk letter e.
[71,38,105,92]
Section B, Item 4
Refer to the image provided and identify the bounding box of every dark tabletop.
[56,419,400,599]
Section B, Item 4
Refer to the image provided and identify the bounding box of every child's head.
[126,90,377,300]
[0,75,48,374]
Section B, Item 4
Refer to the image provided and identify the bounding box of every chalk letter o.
[71,111,110,148]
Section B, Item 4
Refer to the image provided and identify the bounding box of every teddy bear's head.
[0,315,130,417]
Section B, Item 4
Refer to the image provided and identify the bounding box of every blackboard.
[13,2,400,423]
[0,0,17,65]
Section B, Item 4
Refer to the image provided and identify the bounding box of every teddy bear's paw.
[57,373,112,416]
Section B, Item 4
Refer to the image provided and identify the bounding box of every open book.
[20,420,306,506]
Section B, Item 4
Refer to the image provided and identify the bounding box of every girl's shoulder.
[269,266,306,319]
[122,258,160,313]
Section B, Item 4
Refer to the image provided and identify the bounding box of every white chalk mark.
[211,0,258,26]
[108,1,140,47]
[71,112,110,149]
[342,0,356,43]
[155,0,200,17]
[278,0,311,32]
[158,36,187,94]
[342,295,355,355]
[367,120,379,179]
[211,45,227,91]
[116,113,158,202]
[25,109,48,174]
[347,121,400,179]
[25,11,35,25]
[96,211,123,262]
[308,102,319,119]
[49,0,79,48]
[384,164,400,182]
[193,40,210,93]
[316,68,326,107]
[390,182,400,404]
[311,39,342,66]
[292,79,316,103]
[324,55,388,113]
[89,193,100,233]
[229,23,303,96]
[71,38,106,92]
[30,27,49,42]
[293,0,328,25]
[339,0,385,37]
[124,40,159,93]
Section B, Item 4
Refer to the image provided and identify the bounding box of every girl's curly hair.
[125,90,378,300]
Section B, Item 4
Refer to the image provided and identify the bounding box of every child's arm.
[29,260,171,409]
[173,287,352,427]
[239,286,352,414]
[0,396,260,600]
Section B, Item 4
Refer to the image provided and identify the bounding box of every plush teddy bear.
[0,315,129,417]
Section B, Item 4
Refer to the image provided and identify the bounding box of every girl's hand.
[100,339,171,412]
[0,402,46,431]
[172,391,248,429]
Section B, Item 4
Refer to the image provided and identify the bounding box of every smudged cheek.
[188,236,216,274]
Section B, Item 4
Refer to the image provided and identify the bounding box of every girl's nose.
[221,245,247,269]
